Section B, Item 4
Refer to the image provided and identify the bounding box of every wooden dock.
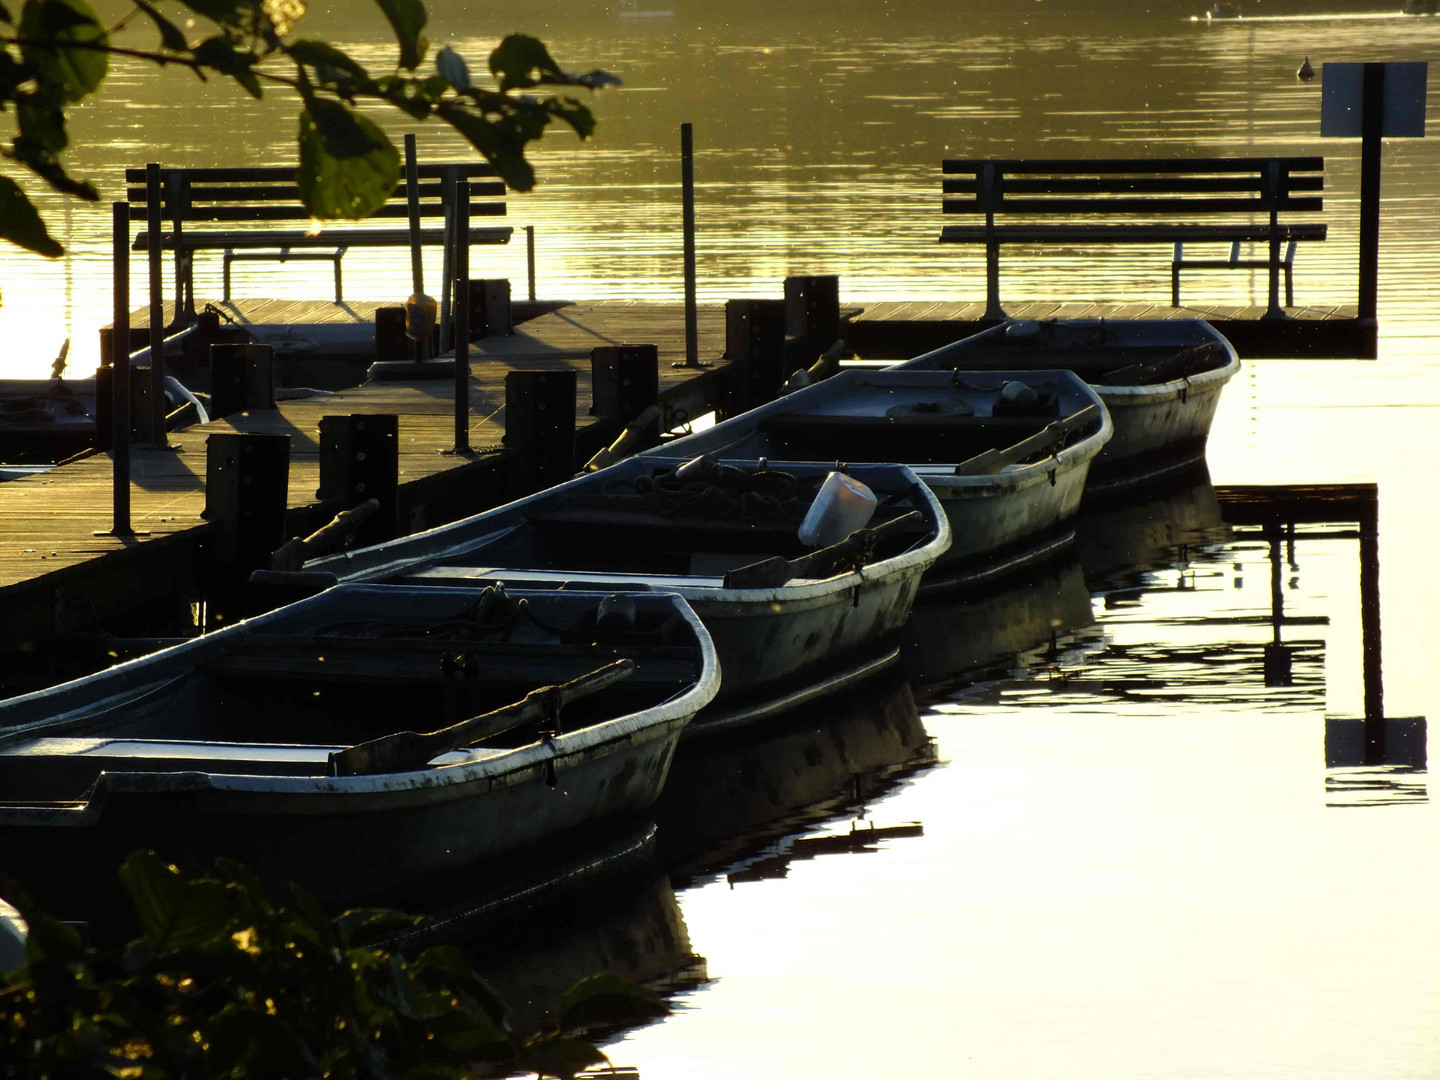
[0,301,730,690]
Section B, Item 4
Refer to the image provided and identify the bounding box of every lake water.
[6,3,1440,1076]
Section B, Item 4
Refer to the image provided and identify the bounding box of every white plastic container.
[797,471,877,548]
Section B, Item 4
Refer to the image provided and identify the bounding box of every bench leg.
[984,240,1005,320]
[1171,264,1181,307]
[223,250,233,303]
[333,255,343,304]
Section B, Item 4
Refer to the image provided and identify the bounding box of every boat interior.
[923,332,1233,384]
[417,462,936,582]
[0,588,703,798]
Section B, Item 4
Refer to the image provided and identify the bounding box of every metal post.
[681,123,699,368]
[145,163,168,443]
[454,180,471,453]
[439,166,458,354]
[105,202,134,537]
[526,224,537,302]
[404,133,423,297]
[1357,62,1384,333]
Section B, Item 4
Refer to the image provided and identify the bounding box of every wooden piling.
[590,344,660,441]
[209,343,275,418]
[204,431,291,618]
[681,123,699,368]
[724,299,786,414]
[784,274,841,348]
[107,202,133,537]
[317,414,399,546]
[454,180,471,453]
[375,306,408,362]
[145,162,168,443]
[467,279,512,338]
[504,369,576,493]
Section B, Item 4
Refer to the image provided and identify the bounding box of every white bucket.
[798,471,877,548]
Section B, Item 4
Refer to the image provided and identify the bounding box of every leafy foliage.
[0,849,667,1078]
[0,1,618,255]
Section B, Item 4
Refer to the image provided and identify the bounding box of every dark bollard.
[724,299,786,414]
[504,369,576,495]
[784,274,841,350]
[591,344,660,442]
[375,306,408,362]
[316,413,399,546]
[465,278,512,339]
[203,431,291,622]
[209,343,274,418]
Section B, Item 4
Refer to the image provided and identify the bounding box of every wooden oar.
[1096,340,1223,387]
[269,498,380,572]
[779,337,846,394]
[327,658,637,777]
[954,404,1101,476]
[722,510,925,590]
[583,404,662,473]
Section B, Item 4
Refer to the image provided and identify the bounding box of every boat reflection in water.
[657,672,935,888]
[901,555,1096,696]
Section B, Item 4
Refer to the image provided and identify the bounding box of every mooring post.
[454,179,471,453]
[1357,62,1384,334]
[724,299,786,414]
[681,122,700,368]
[103,201,134,537]
[209,343,275,419]
[317,414,399,546]
[144,163,169,444]
[591,344,660,444]
[204,431,290,623]
[504,369,576,495]
[1358,491,1385,760]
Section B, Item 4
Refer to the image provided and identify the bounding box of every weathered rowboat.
[306,458,951,736]
[897,318,1240,498]
[0,584,719,911]
[645,368,1110,592]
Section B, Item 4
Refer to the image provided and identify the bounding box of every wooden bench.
[939,157,1327,317]
[125,163,512,317]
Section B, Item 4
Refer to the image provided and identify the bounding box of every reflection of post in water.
[1217,482,1425,799]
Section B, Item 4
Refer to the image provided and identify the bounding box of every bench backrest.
[123,163,506,228]
[942,157,1324,218]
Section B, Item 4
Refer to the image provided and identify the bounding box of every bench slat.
[134,225,513,251]
[939,223,1328,243]
[124,163,500,183]
[942,156,1324,174]
[943,196,1324,215]
[128,181,507,204]
[943,175,1323,196]
[128,202,506,223]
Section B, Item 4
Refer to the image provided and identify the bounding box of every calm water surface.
[7,4,1440,1076]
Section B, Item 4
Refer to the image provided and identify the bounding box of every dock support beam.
[784,275,841,374]
[466,279,512,338]
[504,369,576,494]
[209,343,275,419]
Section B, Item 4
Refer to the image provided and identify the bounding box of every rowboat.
[0,584,719,915]
[644,368,1110,592]
[897,318,1240,499]
[306,457,950,736]
[0,375,209,464]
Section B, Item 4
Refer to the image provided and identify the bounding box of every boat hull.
[898,318,1240,498]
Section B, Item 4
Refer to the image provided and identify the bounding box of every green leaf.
[18,0,108,103]
[371,0,427,71]
[517,1036,608,1080]
[556,972,667,1031]
[0,1,13,22]
[287,39,371,82]
[133,0,187,51]
[175,0,242,26]
[0,175,63,256]
[16,96,67,153]
[192,35,261,98]
[298,103,399,218]
[548,97,596,140]
[116,850,246,969]
[489,33,562,92]
[435,101,535,191]
[333,906,421,949]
